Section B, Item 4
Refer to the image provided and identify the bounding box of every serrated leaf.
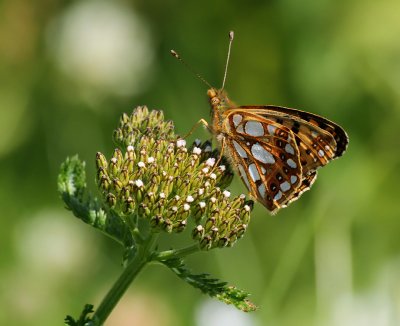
[58,156,134,247]
[161,258,257,312]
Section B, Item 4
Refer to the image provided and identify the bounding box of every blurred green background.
[1,0,400,325]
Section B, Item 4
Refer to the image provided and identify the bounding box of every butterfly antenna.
[221,30,234,90]
[170,50,212,88]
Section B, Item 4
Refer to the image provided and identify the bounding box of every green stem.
[92,235,157,325]
[151,244,200,262]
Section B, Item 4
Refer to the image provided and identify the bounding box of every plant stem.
[92,235,157,325]
[151,244,200,262]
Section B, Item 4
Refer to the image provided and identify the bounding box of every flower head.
[96,106,253,249]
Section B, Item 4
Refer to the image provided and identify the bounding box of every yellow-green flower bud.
[96,152,108,170]
[106,193,116,207]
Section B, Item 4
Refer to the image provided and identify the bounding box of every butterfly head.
[207,88,231,112]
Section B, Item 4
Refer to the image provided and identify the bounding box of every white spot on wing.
[233,114,243,127]
[280,181,290,192]
[261,166,267,174]
[248,163,260,182]
[290,175,298,184]
[285,143,295,155]
[245,121,264,136]
[318,149,325,157]
[287,158,297,169]
[267,125,276,135]
[232,140,247,158]
[238,164,250,190]
[251,143,275,164]
[237,125,244,133]
[258,184,266,198]
[274,191,282,201]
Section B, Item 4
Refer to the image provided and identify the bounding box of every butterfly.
[172,31,349,214]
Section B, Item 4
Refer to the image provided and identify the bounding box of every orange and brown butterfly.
[171,31,349,214]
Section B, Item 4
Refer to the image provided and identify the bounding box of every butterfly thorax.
[207,88,236,134]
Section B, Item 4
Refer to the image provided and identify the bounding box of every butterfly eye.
[211,97,220,105]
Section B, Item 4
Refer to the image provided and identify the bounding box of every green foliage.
[64,304,95,326]
[161,258,257,312]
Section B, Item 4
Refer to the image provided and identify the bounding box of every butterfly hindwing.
[282,170,318,208]
[223,112,304,213]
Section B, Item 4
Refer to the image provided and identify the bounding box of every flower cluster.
[96,106,253,249]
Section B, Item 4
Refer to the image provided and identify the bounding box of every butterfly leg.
[214,136,226,167]
[182,119,212,139]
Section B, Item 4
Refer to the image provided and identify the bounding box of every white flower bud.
[206,158,216,167]
[193,147,202,155]
[176,139,186,148]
